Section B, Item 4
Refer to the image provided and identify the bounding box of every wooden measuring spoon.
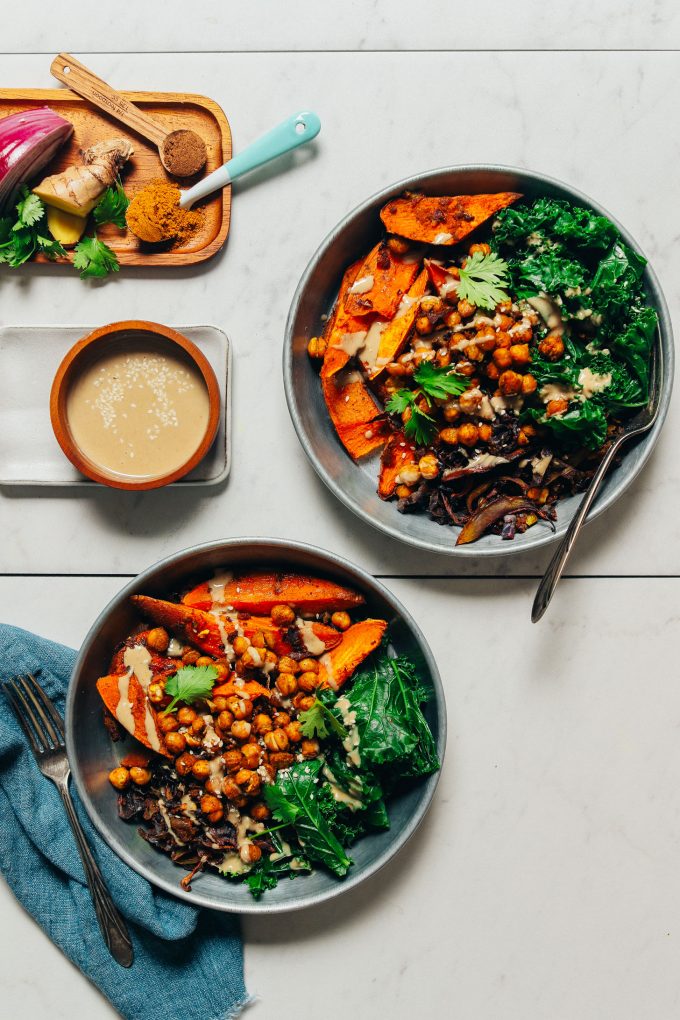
[50,53,207,177]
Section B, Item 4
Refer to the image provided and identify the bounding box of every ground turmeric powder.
[125,179,204,245]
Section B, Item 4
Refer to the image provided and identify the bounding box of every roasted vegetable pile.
[309,193,657,544]
[99,569,439,898]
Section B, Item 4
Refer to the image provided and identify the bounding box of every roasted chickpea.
[298,671,320,693]
[221,777,241,801]
[231,720,252,741]
[275,673,298,697]
[191,759,211,782]
[264,728,290,752]
[250,630,266,649]
[510,343,531,366]
[273,711,292,727]
[239,841,262,864]
[485,362,500,381]
[177,706,197,726]
[415,315,433,336]
[546,398,569,417]
[269,752,296,770]
[493,347,513,369]
[182,649,200,666]
[108,767,130,791]
[439,427,459,445]
[498,370,524,396]
[217,709,235,731]
[457,298,476,319]
[200,794,223,816]
[494,330,512,349]
[455,360,476,377]
[464,342,484,362]
[469,242,491,256]
[146,627,169,653]
[300,739,320,759]
[397,464,421,486]
[196,656,215,669]
[204,777,222,796]
[478,424,493,442]
[538,334,565,361]
[222,749,244,772]
[298,658,319,674]
[271,604,296,626]
[184,733,203,749]
[386,360,410,377]
[444,309,462,328]
[226,696,253,721]
[435,348,451,368]
[395,484,411,498]
[457,423,480,447]
[418,454,439,480]
[307,336,327,359]
[164,731,187,755]
[129,766,152,786]
[521,373,538,395]
[386,234,410,255]
[147,679,165,703]
[277,656,299,675]
[174,752,196,776]
[331,611,351,631]
[511,323,533,343]
[284,721,303,744]
[252,712,274,735]
[292,693,316,713]
[264,649,279,670]
[241,743,262,770]
[191,716,206,734]
[213,695,229,713]
[496,313,514,331]
[522,423,538,439]
[231,635,249,657]
[240,648,264,670]
[157,713,180,734]
[459,388,483,414]
[497,300,513,314]
[250,802,271,822]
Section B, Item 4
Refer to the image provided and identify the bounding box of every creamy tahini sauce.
[66,340,210,480]
[116,644,161,751]
[297,618,326,656]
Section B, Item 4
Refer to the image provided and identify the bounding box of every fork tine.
[2,680,46,757]
[20,674,64,747]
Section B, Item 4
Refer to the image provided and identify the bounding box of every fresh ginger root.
[33,136,133,220]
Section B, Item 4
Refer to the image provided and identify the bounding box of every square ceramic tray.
[0,324,231,488]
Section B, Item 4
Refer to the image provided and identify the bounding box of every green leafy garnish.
[0,187,66,267]
[299,698,347,740]
[385,389,436,446]
[73,235,120,279]
[413,361,468,400]
[162,664,217,714]
[264,759,353,877]
[456,250,510,311]
[93,181,129,229]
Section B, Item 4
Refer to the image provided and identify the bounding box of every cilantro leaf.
[15,187,44,227]
[264,759,353,877]
[385,389,436,446]
[456,250,510,311]
[73,235,120,279]
[299,698,347,741]
[385,389,417,416]
[162,664,217,714]
[93,181,130,229]
[413,361,468,400]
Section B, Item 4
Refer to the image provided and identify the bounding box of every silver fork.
[532,339,663,623]
[2,674,134,967]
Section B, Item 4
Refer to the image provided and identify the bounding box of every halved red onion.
[0,107,73,212]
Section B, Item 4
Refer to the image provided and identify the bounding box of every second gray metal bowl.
[66,538,445,914]
[284,165,674,557]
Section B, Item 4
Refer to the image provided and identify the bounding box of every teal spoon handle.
[180,111,320,208]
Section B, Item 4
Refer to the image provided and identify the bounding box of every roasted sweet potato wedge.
[344,241,421,320]
[183,572,365,615]
[322,618,387,688]
[369,269,429,379]
[321,260,370,380]
[241,616,342,654]
[322,371,389,460]
[130,596,227,658]
[380,192,521,245]
[378,432,417,498]
[96,673,170,757]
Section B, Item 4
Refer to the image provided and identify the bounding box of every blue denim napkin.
[0,624,250,1020]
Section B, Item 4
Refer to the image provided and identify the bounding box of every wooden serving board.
[0,88,232,266]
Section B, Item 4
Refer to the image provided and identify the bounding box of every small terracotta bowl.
[50,321,221,490]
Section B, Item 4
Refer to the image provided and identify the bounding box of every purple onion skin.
[0,107,73,211]
[501,515,517,541]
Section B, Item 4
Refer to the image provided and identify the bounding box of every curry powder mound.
[125,179,204,245]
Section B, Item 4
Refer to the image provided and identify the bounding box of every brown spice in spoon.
[161,129,207,177]
[126,179,204,245]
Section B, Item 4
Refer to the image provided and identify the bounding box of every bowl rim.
[66,536,447,914]
[283,163,675,557]
[50,319,221,491]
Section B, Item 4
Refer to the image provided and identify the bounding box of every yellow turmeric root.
[33,136,133,222]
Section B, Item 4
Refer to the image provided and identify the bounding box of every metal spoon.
[51,53,207,177]
[531,338,663,623]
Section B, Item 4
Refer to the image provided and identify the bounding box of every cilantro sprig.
[73,235,120,279]
[385,362,467,445]
[456,251,510,311]
[93,180,130,229]
[299,699,347,741]
[0,186,66,268]
[162,664,218,714]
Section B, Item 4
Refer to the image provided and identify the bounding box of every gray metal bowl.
[66,538,445,914]
[284,165,674,557]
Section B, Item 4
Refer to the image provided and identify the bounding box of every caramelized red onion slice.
[455,496,553,546]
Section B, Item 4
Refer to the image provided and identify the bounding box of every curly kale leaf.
[507,250,587,301]
[608,305,657,394]
[523,399,608,451]
[493,197,617,252]
[590,242,647,323]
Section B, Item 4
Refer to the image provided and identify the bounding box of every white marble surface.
[1,18,679,1020]
[1,575,680,1019]
[0,51,678,576]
